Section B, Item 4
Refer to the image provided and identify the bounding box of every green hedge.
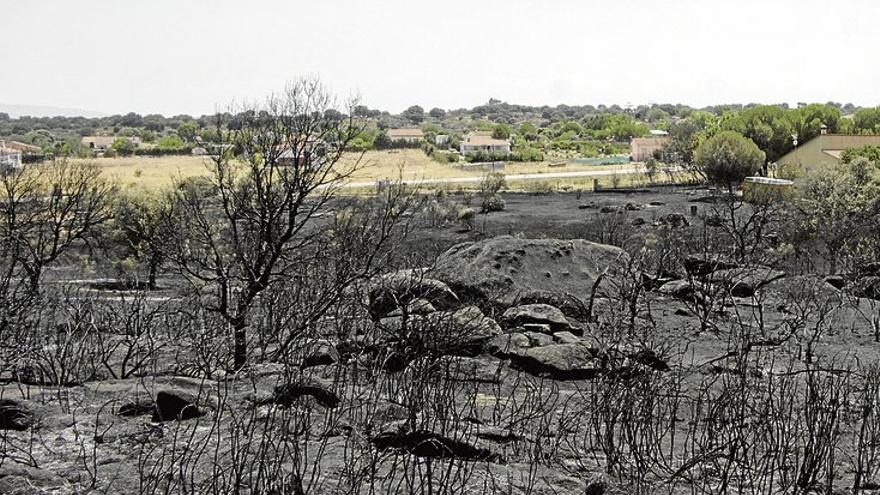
[464,148,544,163]
[431,150,459,163]
[134,146,193,157]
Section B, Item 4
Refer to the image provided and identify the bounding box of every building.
[386,128,425,143]
[0,141,23,170]
[630,136,669,161]
[81,136,141,152]
[277,137,325,167]
[1,140,42,155]
[774,134,880,174]
[459,134,511,155]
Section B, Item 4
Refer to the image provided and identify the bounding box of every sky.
[2,0,879,117]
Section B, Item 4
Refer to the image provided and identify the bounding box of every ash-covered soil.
[3,187,880,494]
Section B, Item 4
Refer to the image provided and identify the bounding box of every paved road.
[340,166,680,189]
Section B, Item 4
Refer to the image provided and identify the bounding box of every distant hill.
[0,104,107,118]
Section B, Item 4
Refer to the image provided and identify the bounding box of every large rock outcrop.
[501,304,571,332]
[507,343,604,380]
[709,267,786,298]
[368,269,460,320]
[377,305,501,357]
[429,236,626,307]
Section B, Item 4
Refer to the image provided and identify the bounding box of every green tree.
[727,105,793,162]
[662,118,704,165]
[428,107,446,118]
[177,121,199,142]
[854,107,880,134]
[111,137,136,156]
[646,107,670,123]
[601,114,648,141]
[373,130,392,150]
[138,129,155,143]
[789,104,841,143]
[693,131,765,190]
[23,129,54,150]
[492,124,511,139]
[518,122,539,139]
[402,105,425,124]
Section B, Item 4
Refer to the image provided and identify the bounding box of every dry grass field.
[86,154,212,191]
[88,150,640,192]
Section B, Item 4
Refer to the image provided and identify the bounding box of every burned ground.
[2,186,880,494]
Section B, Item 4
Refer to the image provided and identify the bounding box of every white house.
[459,134,511,155]
[0,141,22,170]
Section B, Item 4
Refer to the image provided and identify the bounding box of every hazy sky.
[2,0,878,116]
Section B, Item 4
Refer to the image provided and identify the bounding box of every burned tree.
[111,190,175,290]
[163,78,411,370]
[0,158,114,296]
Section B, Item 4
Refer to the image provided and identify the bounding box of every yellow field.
[89,150,637,192]
[88,155,212,191]
[344,150,635,182]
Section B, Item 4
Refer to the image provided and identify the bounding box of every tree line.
[5,99,880,159]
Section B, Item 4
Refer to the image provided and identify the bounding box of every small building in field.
[276,138,325,167]
[2,140,42,155]
[81,136,141,152]
[459,134,511,155]
[0,141,23,170]
[1,140,43,169]
[630,136,669,162]
[774,134,880,175]
[386,128,425,143]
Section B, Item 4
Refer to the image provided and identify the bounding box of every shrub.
[481,194,505,212]
[842,145,880,165]
[133,146,193,157]
[347,137,373,152]
[479,171,506,196]
[775,161,804,180]
[511,147,545,161]
[464,150,509,163]
[157,135,186,150]
[645,158,658,182]
[524,181,554,195]
[457,206,476,230]
[610,173,622,188]
[478,171,506,213]
[432,150,459,163]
